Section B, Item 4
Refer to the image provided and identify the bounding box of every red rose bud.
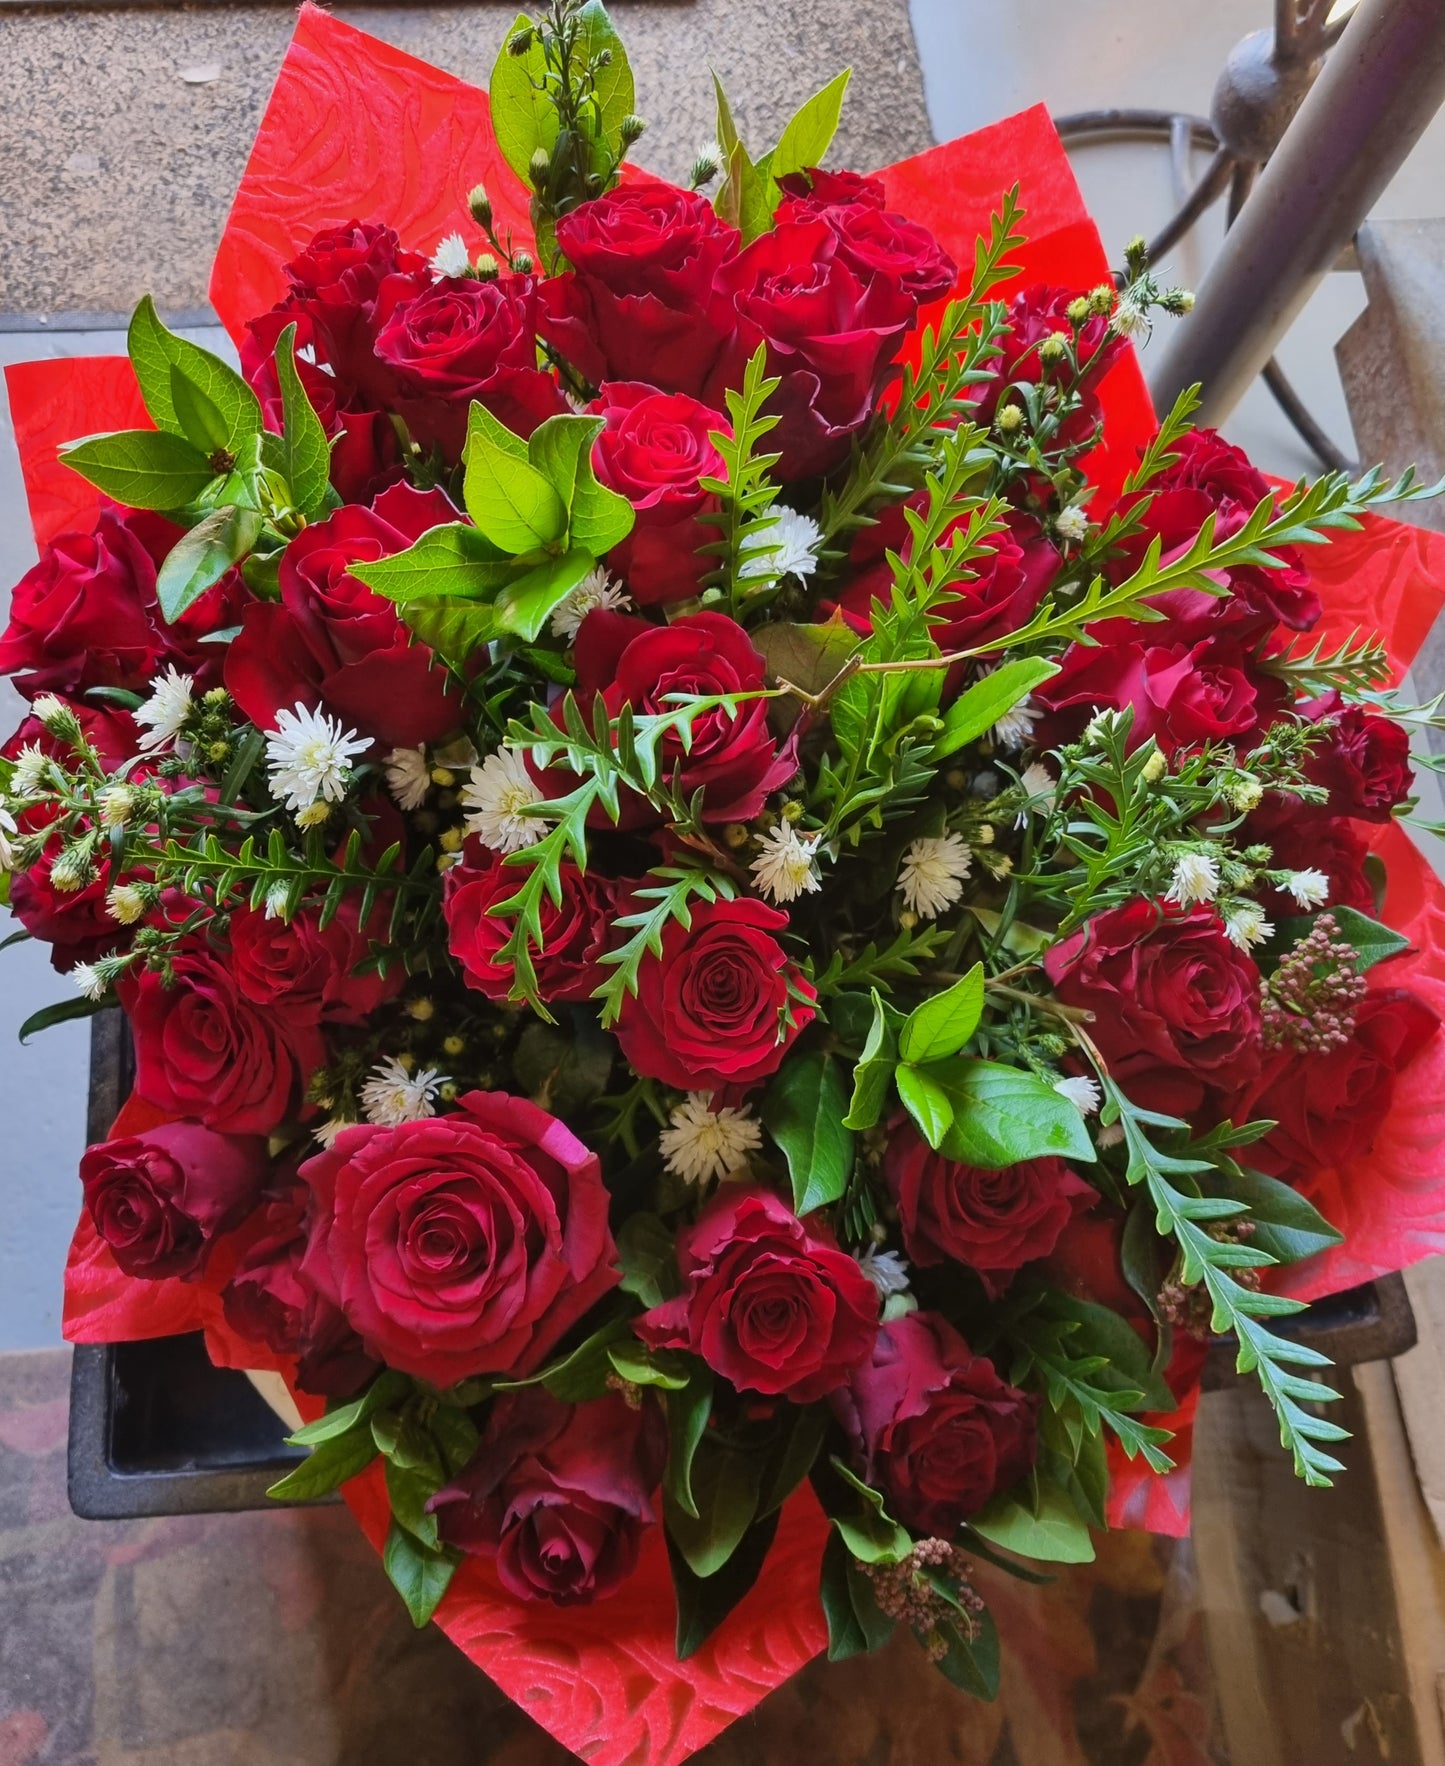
[884,1125,1096,1295]
[589,381,730,605]
[444,848,611,1004]
[80,1120,268,1280]
[431,1389,666,1606]
[614,896,816,1093]
[298,1091,619,1388]
[775,189,957,307]
[277,220,430,399]
[1303,697,1414,821]
[228,898,402,1026]
[225,481,464,750]
[1044,899,1263,1118]
[637,1186,878,1402]
[541,181,741,396]
[775,167,888,211]
[833,1312,1038,1536]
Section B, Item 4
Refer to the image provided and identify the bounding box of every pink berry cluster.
[1261,913,1367,1053]
[862,1538,986,1656]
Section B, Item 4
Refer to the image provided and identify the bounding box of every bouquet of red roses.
[7,3,1445,1758]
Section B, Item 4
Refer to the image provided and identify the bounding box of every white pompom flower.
[659,1093,763,1186]
[739,507,823,582]
[897,833,973,919]
[750,821,822,904]
[383,746,432,812]
[461,748,553,852]
[1166,851,1221,908]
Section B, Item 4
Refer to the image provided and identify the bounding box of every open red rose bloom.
[8,6,1445,1761]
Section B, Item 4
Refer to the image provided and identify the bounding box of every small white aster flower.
[993,694,1041,751]
[1285,869,1330,910]
[750,821,822,904]
[659,1093,763,1186]
[697,138,725,168]
[30,694,77,738]
[461,748,552,851]
[550,568,632,641]
[263,882,292,922]
[0,807,16,872]
[857,1246,912,1299]
[1225,902,1273,951]
[135,666,196,753]
[430,232,471,279]
[739,507,823,582]
[897,833,972,920]
[383,746,431,812]
[1015,761,1056,828]
[69,961,107,1002]
[359,1056,448,1128]
[98,785,136,827]
[1166,851,1221,907]
[1112,295,1150,339]
[1054,1074,1102,1117]
[1055,505,1090,544]
[265,703,372,812]
[106,883,146,925]
[312,1116,355,1148]
[11,743,50,797]
[1229,773,1264,813]
[1097,1120,1125,1149]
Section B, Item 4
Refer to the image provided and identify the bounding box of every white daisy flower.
[1054,1074,1102,1117]
[106,883,146,925]
[0,807,16,872]
[30,694,69,731]
[1285,869,1330,910]
[697,138,725,170]
[1112,293,1150,339]
[263,882,292,922]
[461,748,552,852]
[1019,760,1057,816]
[993,694,1041,751]
[659,1093,763,1186]
[750,821,822,904]
[898,833,973,919]
[430,232,471,280]
[857,1246,912,1299]
[69,961,107,1002]
[739,507,823,582]
[135,666,196,753]
[265,703,372,812]
[1225,902,1273,951]
[10,743,50,798]
[359,1056,448,1127]
[383,746,431,812]
[1055,505,1090,544]
[550,568,632,641]
[1166,851,1221,908]
[312,1116,355,1149]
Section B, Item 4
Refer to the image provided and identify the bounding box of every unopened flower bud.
[995,404,1024,434]
[1230,773,1264,813]
[295,801,331,828]
[1065,296,1090,325]
[512,251,534,275]
[723,822,751,849]
[407,997,435,1022]
[468,183,493,227]
[529,148,551,191]
[98,785,136,827]
[1140,749,1167,783]
[443,1034,466,1057]
[32,695,82,743]
[106,882,147,925]
[474,252,500,282]
[1038,335,1066,365]
[440,826,464,853]
[506,24,534,56]
[1088,282,1115,314]
[619,113,647,146]
[203,686,229,707]
[50,844,94,893]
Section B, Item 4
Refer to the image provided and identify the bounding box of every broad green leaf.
[752,615,860,696]
[1276,902,1412,972]
[712,72,774,242]
[664,1444,762,1578]
[616,1211,680,1309]
[493,548,598,641]
[842,989,904,1131]
[463,401,568,551]
[577,1,636,155]
[493,1314,633,1403]
[931,1058,1097,1168]
[933,1612,1001,1699]
[770,68,852,181]
[526,412,633,557]
[896,1061,955,1149]
[351,522,510,604]
[1197,1166,1344,1266]
[567,458,634,556]
[60,429,215,510]
[820,1529,895,1661]
[274,321,333,517]
[668,1510,780,1660]
[385,1458,441,1550]
[267,1424,378,1501]
[756,1402,829,1518]
[17,995,106,1044]
[156,504,263,623]
[382,1521,458,1627]
[971,1480,1096,1563]
[528,412,602,509]
[607,1341,693,1389]
[1046,1295,1176,1413]
[287,1370,409,1445]
[169,367,232,454]
[488,13,558,188]
[371,1409,444,1477]
[664,1365,713,1519]
[898,962,984,1064]
[127,295,263,451]
[397,597,504,669]
[933,658,1062,760]
[827,1457,912,1564]
[762,1050,854,1213]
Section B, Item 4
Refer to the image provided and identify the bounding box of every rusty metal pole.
[1147,0,1445,428]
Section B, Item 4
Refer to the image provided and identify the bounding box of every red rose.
[884,1124,1096,1294]
[973,283,1125,446]
[566,610,797,824]
[1044,899,1263,1116]
[775,168,887,211]
[121,949,326,1136]
[638,1186,878,1401]
[278,220,430,398]
[706,219,915,480]
[777,194,957,306]
[589,382,730,605]
[431,1389,666,1605]
[1245,797,1375,917]
[373,273,565,458]
[228,898,401,1026]
[613,895,816,1092]
[1304,697,1413,821]
[79,1120,268,1281]
[443,847,611,1004]
[832,1311,1037,1534]
[225,482,464,748]
[298,1090,619,1386]
[542,181,740,396]
[1239,989,1438,1178]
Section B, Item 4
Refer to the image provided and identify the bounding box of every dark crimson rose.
[225,481,464,748]
[972,283,1125,444]
[776,195,957,306]
[614,895,816,1093]
[1240,989,1438,1178]
[373,273,565,458]
[1245,796,1375,917]
[1044,899,1263,1116]
[121,949,326,1136]
[706,219,915,479]
[80,1121,268,1280]
[589,382,730,605]
[227,898,401,1025]
[444,847,611,1004]
[299,1090,619,1386]
[1303,696,1413,821]
[431,1389,666,1605]
[775,167,887,211]
[884,1123,1096,1294]
[833,1311,1037,1533]
[542,181,741,396]
[568,610,797,824]
[638,1186,878,1401]
[277,220,430,397]
[222,1186,379,1397]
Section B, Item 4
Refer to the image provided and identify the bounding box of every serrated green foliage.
[593,862,738,1026]
[698,343,783,600]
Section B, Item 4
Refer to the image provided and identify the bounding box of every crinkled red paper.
[7,8,1444,1756]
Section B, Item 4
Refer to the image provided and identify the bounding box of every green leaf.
[494,1315,633,1404]
[527,410,635,555]
[60,429,215,510]
[493,548,598,641]
[664,1444,763,1578]
[934,1612,1000,1699]
[352,522,511,605]
[930,1058,1097,1168]
[895,1062,955,1149]
[970,1480,1096,1564]
[932,658,1061,760]
[169,367,233,455]
[616,1211,679,1309]
[371,1410,444,1478]
[156,504,264,623]
[286,1370,409,1445]
[463,400,568,552]
[669,1509,780,1659]
[1044,1295,1177,1415]
[18,996,107,1043]
[266,1423,378,1502]
[274,321,333,518]
[761,1051,855,1213]
[898,963,984,1064]
[756,1403,829,1518]
[488,13,558,188]
[127,294,263,450]
[607,1342,693,1390]
[770,68,852,180]
[842,989,904,1131]
[752,615,860,696]
[1278,902,1412,972]
[385,1458,441,1550]
[664,1364,713,1519]
[577,1,636,152]
[382,1521,458,1628]
[528,412,600,509]
[397,598,505,670]
[820,1529,895,1660]
[827,1457,913,1564]
[1198,1166,1344,1266]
